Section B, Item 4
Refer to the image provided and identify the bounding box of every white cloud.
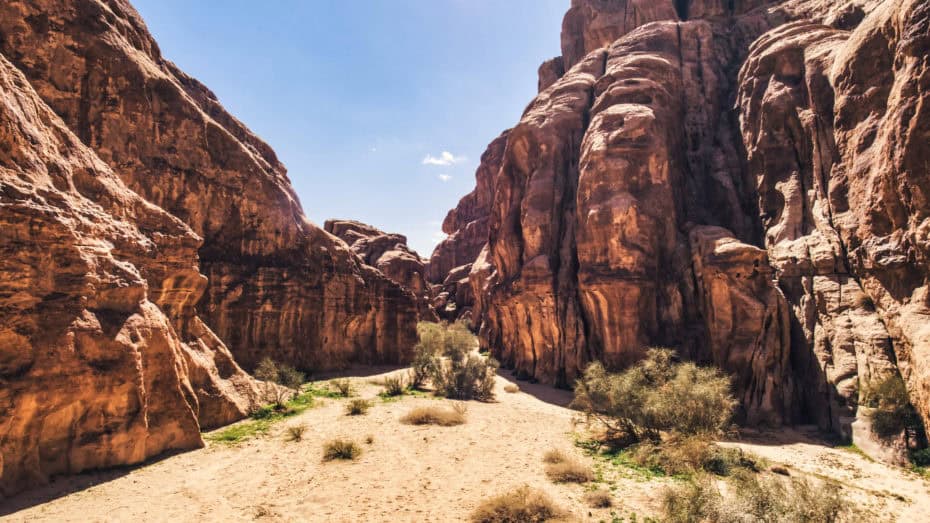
[431,231,448,244]
[422,151,466,166]
[438,174,453,182]
[370,147,377,153]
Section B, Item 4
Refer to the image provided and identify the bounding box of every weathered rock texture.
[0,52,262,496]
[325,219,437,321]
[0,0,418,373]
[436,0,930,444]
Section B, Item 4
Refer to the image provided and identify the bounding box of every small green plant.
[471,485,562,523]
[286,424,307,442]
[323,439,361,461]
[545,459,593,483]
[346,399,371,416]
[330,378,353,397]
[253,357,306,406]
[400,405,466,426]
[207,420,271,443]
[863,375,924,443]
[382,375,407,397]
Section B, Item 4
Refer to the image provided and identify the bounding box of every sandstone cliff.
[0,51,262,496]
[436,0,928,445]
[0,0,419,373]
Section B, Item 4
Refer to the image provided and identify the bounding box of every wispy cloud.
[422,151,466,166]
[431,231,448,244]
[438,174,453,182]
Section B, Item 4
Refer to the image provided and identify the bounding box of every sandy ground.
[2,368,928,522]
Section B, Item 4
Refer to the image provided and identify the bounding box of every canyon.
[1,0,929,510]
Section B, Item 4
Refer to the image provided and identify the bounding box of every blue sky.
[132,1,566,256]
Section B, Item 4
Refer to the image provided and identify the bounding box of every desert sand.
[3,368,928,522]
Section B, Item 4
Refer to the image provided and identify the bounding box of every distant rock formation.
[433,0,928,452]
[325,219,437,321]
[0,0,419,373]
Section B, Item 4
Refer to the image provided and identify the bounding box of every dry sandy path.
[2,369,928,522]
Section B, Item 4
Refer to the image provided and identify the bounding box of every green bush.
[253,357,305,406]
[863,375,923,441]
[412,321,497,401]
[572,348,736,444]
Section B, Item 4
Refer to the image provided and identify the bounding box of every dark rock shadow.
[496,368,574,408]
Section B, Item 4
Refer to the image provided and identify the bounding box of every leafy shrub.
[346,399,371,416]
[571,348,736,444]
[504,384,520,393]
[323,439,361,461]
[863,375,923,441]
[662,472,851,523]
[330,378,353,397]
[910,448,930,467]
[400,405,466,426]
[545,460,593,483]
[412,321,498,400]
[286,424,307,442]
[584,489,613,508]
[254,357,305,406]
[382,375,407,397]
[471,486,562,523]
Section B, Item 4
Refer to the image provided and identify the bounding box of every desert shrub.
[584,489,613,508]
[471,485,562,523]
[400,405,466,426]
[910,448,930,466]
[286,424,307,442]
[382,375,407,397]
[504,384,520,393]
[412,321,498,400]
[863,375,923,441]
[545,459,593,483]
[346,399,371,416]
[322,439,361,461]
[254,357,306,406]
[572,348,736,444]
[627,437,763,477]
[330,378,353,397]
[543,449,568,464]
[662,472,851,523]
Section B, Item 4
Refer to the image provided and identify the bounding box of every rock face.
[0,52,262,496]
[324,219,437,321]
[0,0,418,373]
[427,131,509,320]
[436,0,930,441]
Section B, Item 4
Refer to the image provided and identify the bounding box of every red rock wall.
[437,0,930,436]
[0,0,418,373]
[0,52,261,496]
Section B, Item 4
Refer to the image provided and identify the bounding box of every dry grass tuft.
[330,378,353,397]
[542,448,568,464]
[400,405,466,426]
[345,399,371,416]
[285,424,306,442]
[504,384,520,393]
[545,459,593,483]
[583,489,613,508]
[364,434,375,445]
[322,439,361,461]
[471,485,562,523]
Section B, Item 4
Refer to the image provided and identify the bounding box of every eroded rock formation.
[325,219,437,321]
[436,0,930,445]
[0,0,418,373]
[0,52,262,496]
